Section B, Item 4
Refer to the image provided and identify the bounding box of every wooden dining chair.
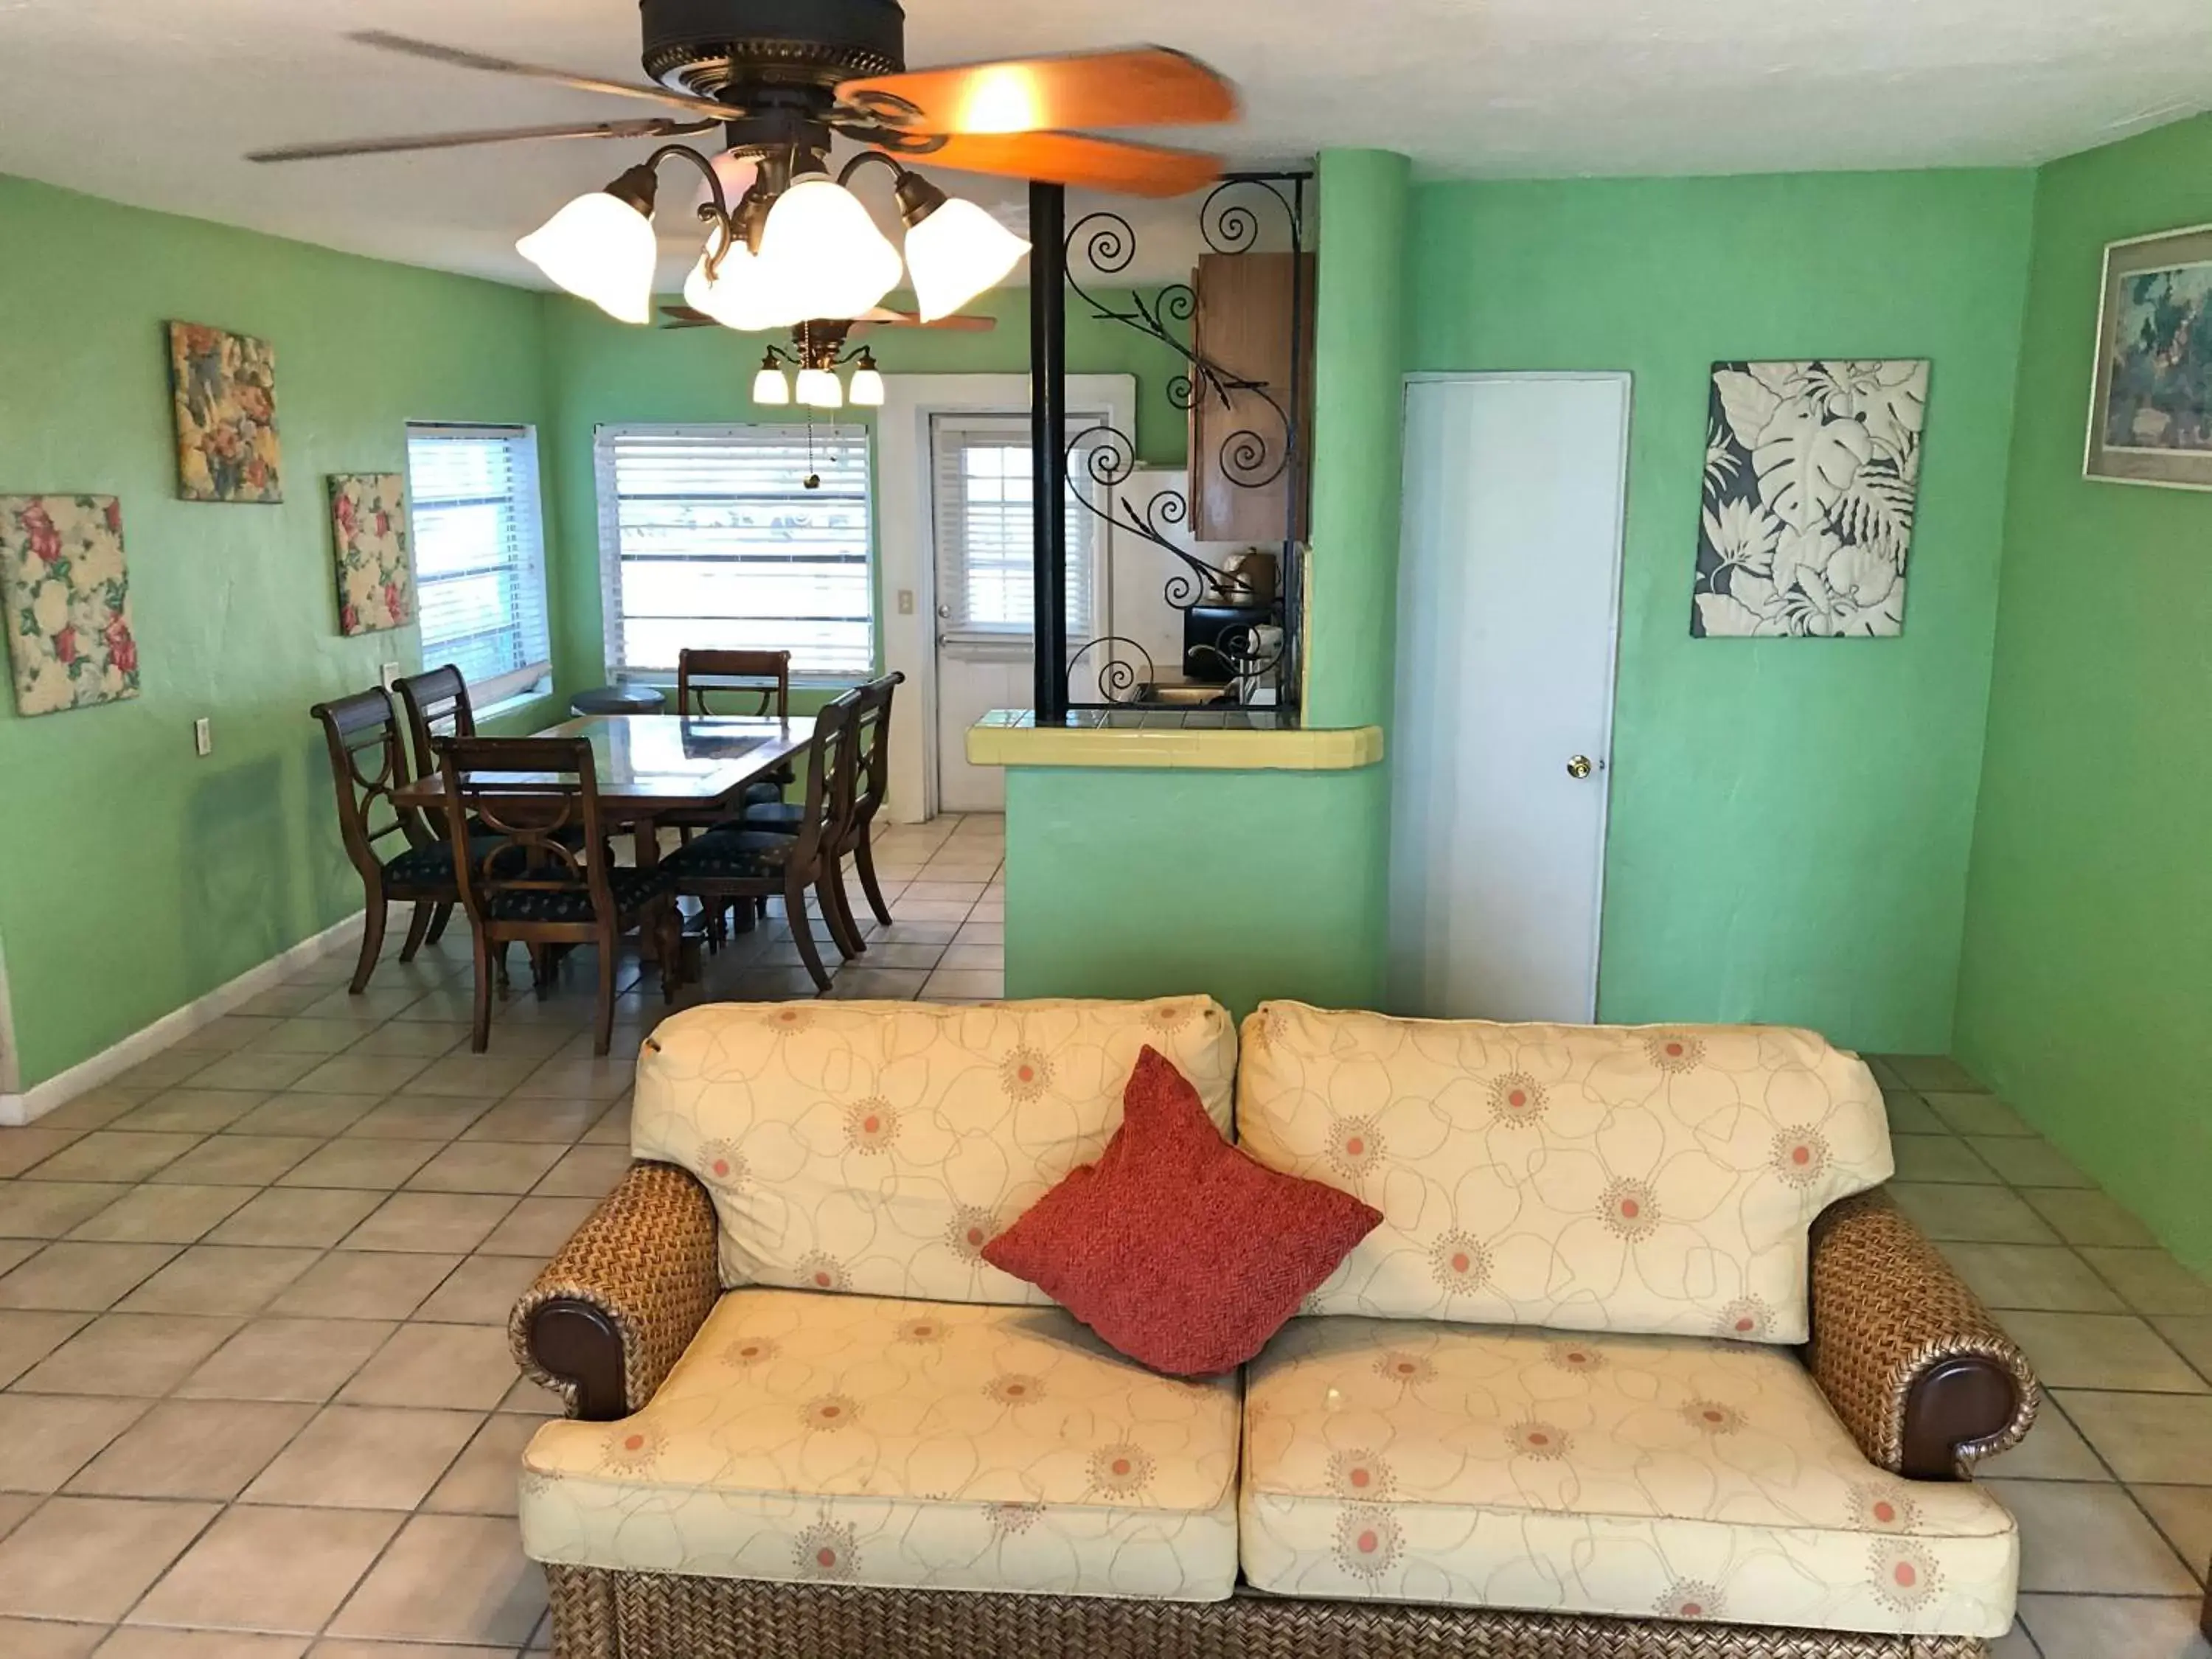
[738,672,902,933]
[394,664,474,785]
[675,649,793,821]
[311,689,462,994]
[663,692,865,994]
[433,736,680,1057]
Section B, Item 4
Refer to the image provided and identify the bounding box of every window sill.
[476,684,555,725]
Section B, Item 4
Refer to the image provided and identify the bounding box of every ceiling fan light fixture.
[752,352,792,406]
[760,173,903,321]
[684,235,793,333]
[796,366,845,409]
[847,350,886,408]
[901,194,1031,323]
[517,175,661,325]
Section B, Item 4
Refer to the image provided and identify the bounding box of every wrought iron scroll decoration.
[1056,173,1310,707]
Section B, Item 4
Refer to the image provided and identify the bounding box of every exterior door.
[928,414,1106,815]
[1389,374,1631,1022]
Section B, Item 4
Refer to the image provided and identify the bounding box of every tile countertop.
[964,709,1386,771]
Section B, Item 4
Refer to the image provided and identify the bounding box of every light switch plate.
[192,717,212,757]
[897,588,916,616]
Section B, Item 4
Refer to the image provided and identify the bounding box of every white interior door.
[1390,374,1631,1022]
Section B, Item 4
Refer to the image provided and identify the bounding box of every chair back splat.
[394,664,475,787]
[676,649,792,720]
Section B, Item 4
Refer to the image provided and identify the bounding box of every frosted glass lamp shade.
[753,361,791,405]
[519,192,658,325]
[760,177,902,319]
[795,367,844,409]
[848,364,886,407]
[684,240,796,334]
[904,198,1030,321]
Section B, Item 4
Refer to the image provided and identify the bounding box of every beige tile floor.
[0,817,2201,1657]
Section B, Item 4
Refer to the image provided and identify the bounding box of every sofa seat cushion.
[1239,1318,2017,1638]
[1237,1004,1894,1341]
[521,1287,1240,1602]
[632,997,1238,1305]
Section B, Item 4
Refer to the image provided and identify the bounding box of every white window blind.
[403,424,551,707]
[596,424,873,679]
[929,414,1105,640]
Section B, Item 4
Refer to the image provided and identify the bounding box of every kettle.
[1211,548,1278,606]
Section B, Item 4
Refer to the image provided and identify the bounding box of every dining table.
[392,713,815,973]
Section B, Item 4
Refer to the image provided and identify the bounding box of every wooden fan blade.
[839,46,1237,135]
[921,132,1221,198]
[659,306,720,330]
[854,309,999,333]
[349,30,737,121]
[249,119,714,164]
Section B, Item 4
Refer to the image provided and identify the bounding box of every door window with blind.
[595,424,873,679]
[930,414,1105,644]
[403,425,552,706]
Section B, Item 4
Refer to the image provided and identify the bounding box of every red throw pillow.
[982,1045,1382,1376]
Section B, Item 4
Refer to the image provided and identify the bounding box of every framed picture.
[0,494,141,717]
[329,474,414,636]
[2084,222,2212,490]
[167,321,283,503]
[1691,359,1928,639]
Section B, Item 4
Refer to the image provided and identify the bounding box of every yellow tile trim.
[965,712,1384,772]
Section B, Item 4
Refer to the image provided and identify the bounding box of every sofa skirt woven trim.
[541,1565,1990,1659]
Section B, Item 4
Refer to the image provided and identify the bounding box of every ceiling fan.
[657,307,998,408]
[248,1,1239,331]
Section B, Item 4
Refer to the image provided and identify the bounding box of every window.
[403,424,551,706]
[928,414,1105,640]
[595,424,873,679]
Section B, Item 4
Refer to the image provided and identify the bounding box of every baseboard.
[0,911,367,1127]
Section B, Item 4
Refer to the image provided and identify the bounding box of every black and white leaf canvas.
[1691,359,1928,638]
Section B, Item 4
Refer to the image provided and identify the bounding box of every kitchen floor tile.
[325,1513,544,1646]
[2134,1485,2212,1583]
[340,1096,492,1141]
[65,1186,253,1246]
[24,1135,201,1186]
[1975,1399,2110,1480]
[1886,1183,2060,1245]
[529,1147,629,1199]
[110,1091,266,1135]
[1971,1135,2096,1189]
[0,1243,181,1311]
[147,1137,320,1188]
[457,1097,602,1144]
[181,1051,324,1093]
[338,1323,516,1410]
[403,1141,565,1195]
[414,1254,540,1325]
[1938,1242,2126,1312]
[223,1093,383,1139]
[0,1310,91,1387]
[2015,1593,2211,1659]
[176,1318,398,1404]
[93,1630,308,1658]
[2000,1310,2207,1392]
[1883,1055,1985,1092]
[266,1253,459,1321]
[2083,1248,2212,1318]
[291,1055,434,1096]
[128,1505,400,1635]
[421,1413,538,1516]
[276,1138,443,1192]
[2024,1188,2163,1248]
[475,1198,596,1258]
[0,1183,133,1239]
[117,1245,320,1317]
[342,1194,515,1255]
[0,1616,105,1658]
[67,1399,316,1500]
[243,1405,480,1510]
[0,1495,218,1621]
[0,1394,151,1491]
[1922,1091,2036,1137]
[15,1314,240,1396]
[1891,1135,2001,1183]
[1989,1478,2197,1593]
[2058,1390,2212,1483]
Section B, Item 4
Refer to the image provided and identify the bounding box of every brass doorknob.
[1566,755,1594,779]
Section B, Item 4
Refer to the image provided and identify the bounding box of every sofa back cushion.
[632,997,1237,1305]
[1234,1002,1893,1342]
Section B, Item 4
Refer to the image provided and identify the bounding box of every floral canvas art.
[0,494,141,717]
[168,321,283,503]
[1691,359,1928,639]
[330,473,414,636]
[2085,223,2212,488]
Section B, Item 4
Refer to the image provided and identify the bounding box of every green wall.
[1955,114,2212,1271]
[543,282,1189,693]
[1408,170,2037,1052]
[1004,151,1411,1017]
[0,175,555,1090]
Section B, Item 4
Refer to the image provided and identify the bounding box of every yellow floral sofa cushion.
[1240,1318,2017,1638]
[632,997,1236,1304]
[1235,1004,1892,1340]
[521,1287,1241,1601]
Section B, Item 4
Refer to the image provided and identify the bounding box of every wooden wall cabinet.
[1189,251,1316,544]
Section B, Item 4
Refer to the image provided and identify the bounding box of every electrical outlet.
[380,661,403,692]
[192,717,212,758]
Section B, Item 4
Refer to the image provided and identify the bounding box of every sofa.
[508,997,2040,1659]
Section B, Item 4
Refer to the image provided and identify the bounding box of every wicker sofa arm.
[1806,1189,2039,1478]
[509,1159,721,1421]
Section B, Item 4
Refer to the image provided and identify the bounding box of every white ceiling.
[1,0,2208,291]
